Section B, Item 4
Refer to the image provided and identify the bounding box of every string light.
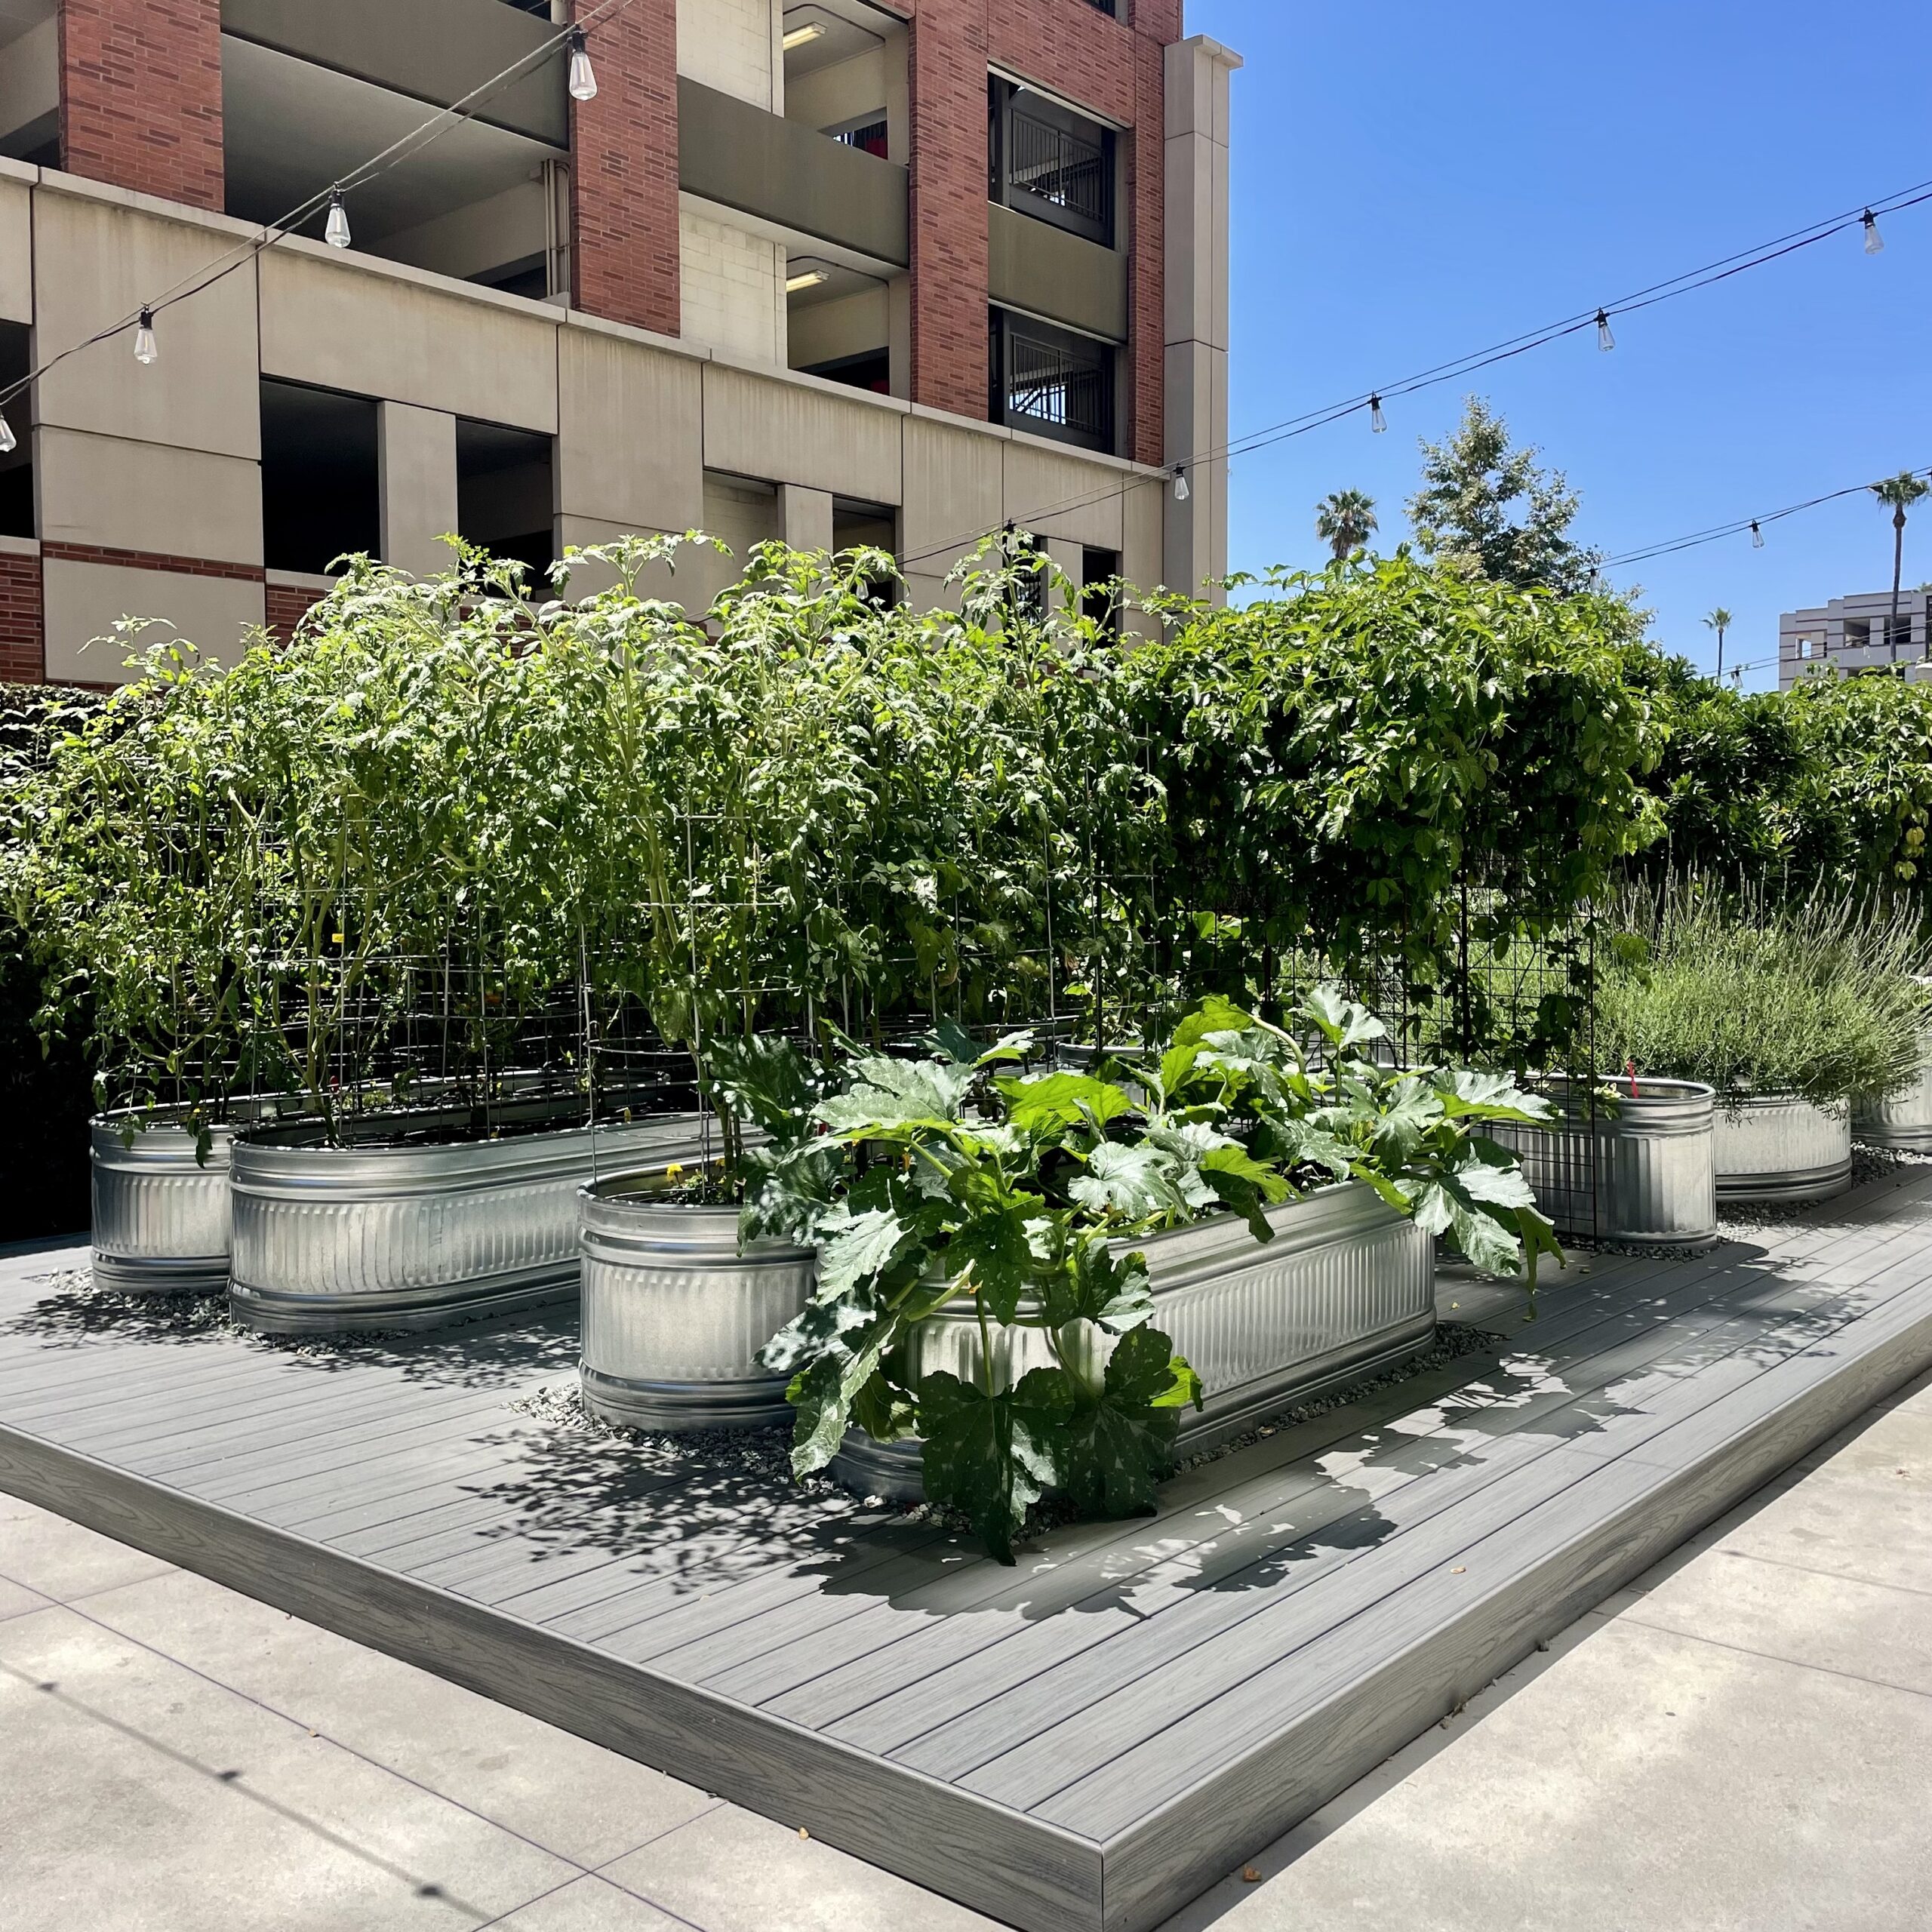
[1750,520,1764,549]
[1863,208,1884,254]
[1595,308,1616,352]
[1368,393,1386,434]
[133,309,157,365]
[568,28,598,101]
[0,409,14,455]
[325,189,351,249]
[1172,466,1190,503]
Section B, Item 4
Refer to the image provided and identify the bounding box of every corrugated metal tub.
[229,1104,713,1334]
[1857,1060,1932,1153]
[91,1111,239,1294]
[1713,1095,1853,1205]
[1487,1076,1718,1248]
[830,1179,1436,1502]
[578,1180,817,1432]
[1854,982,1932,1152]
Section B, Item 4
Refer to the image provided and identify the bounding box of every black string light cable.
[896,178,1932,572]
[1601,461,1932,568]
[0,0,638,431]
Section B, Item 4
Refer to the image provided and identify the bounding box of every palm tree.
[1315,489,1378,562]
[1870,471,1931,651]
[1703,608,1734,681]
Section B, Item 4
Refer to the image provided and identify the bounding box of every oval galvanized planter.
[90,1112,240,1295]
[229,1104,715,1335]
[1856,1061,1932,1152]
[577,1180,817,1432]
[831,1179,1436,1502]
[1713,1095,1853,1205]
[1488,1076,1718,1249]
[1855,977,1932,1152]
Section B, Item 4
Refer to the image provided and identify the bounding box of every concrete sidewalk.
[1170,1361,1932,1932]
[2,1368,1927,1932]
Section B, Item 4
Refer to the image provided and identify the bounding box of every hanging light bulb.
[1595,308,1616,352]
[1368,393,1386,434]
[1172,465,1190,503]
[0,408,14,456]
[133,308,158,365]
[1750,519,1765,549]
[568,26,598,101]
[325,189,351,249]
[1863,208,1884,254]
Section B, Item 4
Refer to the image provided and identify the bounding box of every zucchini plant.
[734,990,1557,1562]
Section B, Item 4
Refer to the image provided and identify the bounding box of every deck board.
[2,1168,1930,1932]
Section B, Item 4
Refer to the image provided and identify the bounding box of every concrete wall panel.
[703,363,901,503]
[35,429,263,565]
[260,248,558,432]
[899,413,1002,577]
[557,328,704,534]
[0,174,32,325]
[32,192,260,458]
[1003,438,1125,551]
[42,558,264,683]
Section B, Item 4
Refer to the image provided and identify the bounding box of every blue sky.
[1183,0,1932,686]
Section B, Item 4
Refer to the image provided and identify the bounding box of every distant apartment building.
[1779,588,1932,691]
[0,0,1238,685]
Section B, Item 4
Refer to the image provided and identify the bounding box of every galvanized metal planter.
[229,1104,712,1335]
[90,1112,239,1295]
[1713,1095,1853,1205]
[1856,1059,1932,1153]
[1487,1076,1718,1249]
[577,1180,817,1432]
[830,1180,1435,1501]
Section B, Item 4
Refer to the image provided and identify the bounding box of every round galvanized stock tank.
[1712,1095,1853,1206]
[577,1179,817,1432]
[229,1103,712,1335]
[1854,983,1932,1152]
[1490,1076,1718,1249]
[1856,1061,1932,1153]
[831,1179,1435,1503]
[90,1110,241,1294]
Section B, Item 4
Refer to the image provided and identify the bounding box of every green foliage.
[1625,655,1932,915]
[1405,396,1611,596]
[1,536,1164,1133]
[1598,878,1928,1107]
[1315,489,1378,562]
[752,991,1553,1562]
[1128,552,1663,992]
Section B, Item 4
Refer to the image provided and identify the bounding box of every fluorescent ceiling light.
[786,268,829,291]
[782,22,824,48]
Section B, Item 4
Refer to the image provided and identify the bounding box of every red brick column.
[570,0,681,337]
[962,0,1181,462]
[0,550,45,685]
[58,0,224,211]
[907,2,993,420]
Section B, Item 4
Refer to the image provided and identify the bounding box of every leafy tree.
[1703,607,1734,681]
[1407,396,1605,595]
[1126,557,1663,1004]
[1870,471,1931,641]
[1315,489,1378,562]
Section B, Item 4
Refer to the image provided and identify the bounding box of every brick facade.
[908,0,1180,465]
[58,0,224,211]
[0,551,45,684]
[265,580,328,645]
[570,0,682,337]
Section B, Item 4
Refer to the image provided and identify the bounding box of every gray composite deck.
[4,1166,1932,1932]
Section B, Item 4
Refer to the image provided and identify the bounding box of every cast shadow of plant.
[2,1269,582,1394]
[433,1390,922,1615]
